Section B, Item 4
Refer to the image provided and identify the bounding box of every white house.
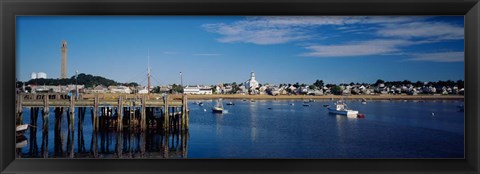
[184,85,213,95]
[109,86,131,94]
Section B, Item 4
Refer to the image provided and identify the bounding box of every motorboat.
[226,102,234,105]
[328,100,359,115]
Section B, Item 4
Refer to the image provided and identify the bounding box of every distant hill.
[25,73,138,88]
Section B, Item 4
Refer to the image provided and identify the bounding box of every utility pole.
[180,72,183,94]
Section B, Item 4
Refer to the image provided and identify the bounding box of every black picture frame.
[1,0,479,173]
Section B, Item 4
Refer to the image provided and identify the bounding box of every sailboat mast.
[147,49,151,98]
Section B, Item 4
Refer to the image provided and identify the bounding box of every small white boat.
[16,124,28,132]
[16,139,27,149]
[361,98,367,103]
[212,99,227,113]
[328,101,359,115]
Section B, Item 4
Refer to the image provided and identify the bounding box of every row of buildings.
[21,71,464,96]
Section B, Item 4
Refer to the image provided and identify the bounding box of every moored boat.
[328,100,359,115]
[212,99,226,113]
[16,124,28,137]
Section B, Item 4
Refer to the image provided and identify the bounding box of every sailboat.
[212,99,225,113]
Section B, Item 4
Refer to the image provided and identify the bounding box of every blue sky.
[16,16,464,86]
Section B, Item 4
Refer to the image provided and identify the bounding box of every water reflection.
[20,127,188,158]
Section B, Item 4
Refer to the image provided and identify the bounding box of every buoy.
[431,112,435,116]
[357,113,365,118]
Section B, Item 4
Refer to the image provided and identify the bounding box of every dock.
[15,93,190,133]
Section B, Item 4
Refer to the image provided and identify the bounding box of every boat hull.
[328,108,358,115]
[212,107,224,113]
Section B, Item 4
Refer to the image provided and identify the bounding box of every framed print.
[1,0,479,173]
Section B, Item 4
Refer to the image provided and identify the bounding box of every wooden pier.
[16,93,190,133]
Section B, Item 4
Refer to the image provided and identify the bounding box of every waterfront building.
[108,86,131,93]
[138,86,149,94]
[159,86,171,93]
[184,85,213,95]
[91,85,108,93]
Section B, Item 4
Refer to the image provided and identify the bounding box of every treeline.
[220,79,464,89]
[372,79,464,88]
[18,73,139,88]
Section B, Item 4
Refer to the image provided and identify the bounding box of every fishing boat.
[328,100,359,115]
[212,99,225,113]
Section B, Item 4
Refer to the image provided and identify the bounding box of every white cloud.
[407,52,464,62]
[202,16,430,45]
[377,22,464,40]
[302,39,413,57]
[202,16,463,60]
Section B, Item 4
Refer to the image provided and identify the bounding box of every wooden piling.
[69,97,75,132]
[16,94,23,124]
[164,95,169,132]
[94,95,99,132]
[118,96,123,132]
[130,101,135,130]
[141,95,146,131]
[42,95,50,131]
[184,95,189,130]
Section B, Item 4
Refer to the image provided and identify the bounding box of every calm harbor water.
[17,99,464,158]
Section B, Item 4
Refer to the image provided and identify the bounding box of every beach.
[180,94,464,100]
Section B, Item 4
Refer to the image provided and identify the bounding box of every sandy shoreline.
[183,94,464,100]
[80,93,464,101]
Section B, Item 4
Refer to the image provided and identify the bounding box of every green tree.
[375,79,385,86]
[170,84,183,94]
[313,80,324,88]
[331,86,343,95]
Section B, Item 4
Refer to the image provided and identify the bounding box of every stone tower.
[61,40,67,79]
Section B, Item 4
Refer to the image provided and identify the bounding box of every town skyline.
[17,16,464,86]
